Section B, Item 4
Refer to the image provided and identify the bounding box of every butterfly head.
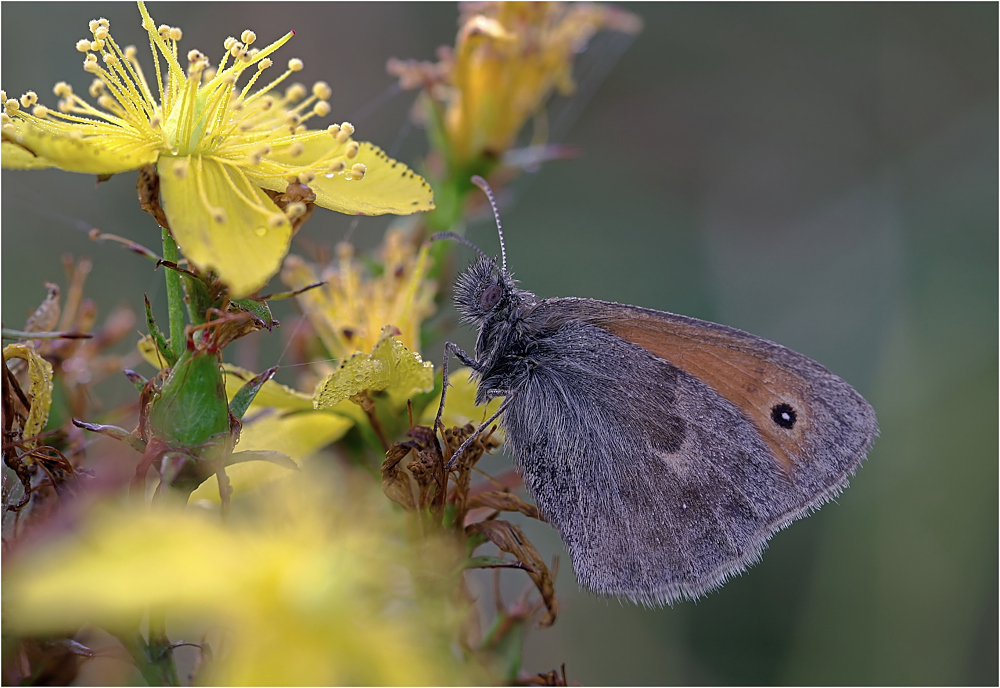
[433,176,535,326]
[453,255,521,325]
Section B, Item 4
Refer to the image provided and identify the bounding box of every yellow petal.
[6,124,155,175]
[236,409,351,462]
[222,364,365,423]
[1,140,57,170]
[5,508,237,633]
[313,330,433,409]
[382,336,436,406]
[223,364,312,411]
[252,141,434,215]
[158,156,292,298]
[191,409,352,502]
[2,343,54,448]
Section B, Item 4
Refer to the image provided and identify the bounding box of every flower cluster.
[283,226,437,361]
[1,2,434,296]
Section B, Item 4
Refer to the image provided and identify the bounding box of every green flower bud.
[148,345,230,448]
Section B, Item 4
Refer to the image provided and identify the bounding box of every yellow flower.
[283,225,436,360]
[4,471,484,685]
[1,2,435,297]
[391,1,642,168]
[283,226,437,409]
[282,228,435,408]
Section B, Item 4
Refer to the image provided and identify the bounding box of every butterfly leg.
[433,341,482,438]
[444,394,515,470]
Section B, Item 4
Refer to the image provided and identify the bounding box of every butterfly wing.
[571,297,878,486]
[501,298,876,605]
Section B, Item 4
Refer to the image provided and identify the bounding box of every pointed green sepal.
[72,419,147,454]
[230,298,277,331]
[123,369,148,392]
[181,272,213,326]
[144,295,176,367]
[229,366,278,421]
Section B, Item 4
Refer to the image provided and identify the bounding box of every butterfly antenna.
[428,231,491,263]
[471,175,507,272]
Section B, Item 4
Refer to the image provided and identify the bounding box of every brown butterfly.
[432,177,877,605]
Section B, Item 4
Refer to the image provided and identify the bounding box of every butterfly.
[431,176,877,605]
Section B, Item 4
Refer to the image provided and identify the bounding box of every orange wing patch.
[600,315,813,476]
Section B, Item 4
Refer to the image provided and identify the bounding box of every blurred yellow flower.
[283,226,437,409]
[391,1,642,168]
[1,2,434,297]
[4,470,484,685]
[283,226,436,360]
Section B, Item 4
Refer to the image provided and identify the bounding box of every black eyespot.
[480,284,503,311]
[771,403,797,429]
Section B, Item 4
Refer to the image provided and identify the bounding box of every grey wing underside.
[501,301,875,606]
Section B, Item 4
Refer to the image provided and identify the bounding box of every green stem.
[147,606,180,686]
[115,629,179,687]
[161,227,185,358]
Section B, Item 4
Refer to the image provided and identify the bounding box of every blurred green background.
[2,3,996,685]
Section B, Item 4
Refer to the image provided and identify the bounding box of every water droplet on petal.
[255,226,267,237]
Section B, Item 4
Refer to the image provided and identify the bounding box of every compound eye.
[479,284,503,311]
